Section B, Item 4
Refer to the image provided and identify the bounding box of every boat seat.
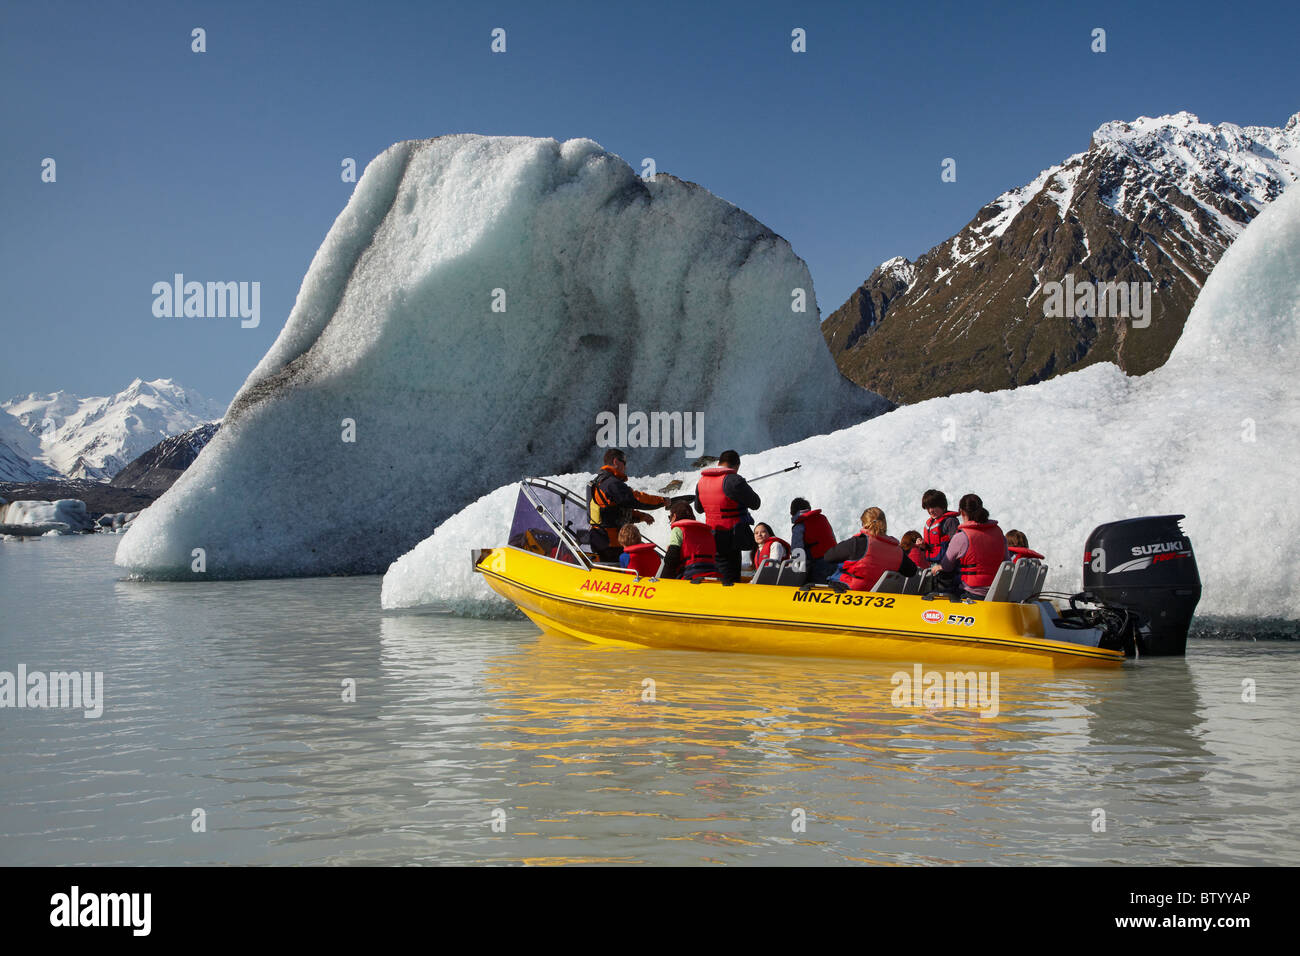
[751,558,782,585]
[1007,559,1040,603]
[871,570,906,594]
[1033,562,1049,596]
[901,571,925,595]
[983,561,1017,602]
[774,559,806,587]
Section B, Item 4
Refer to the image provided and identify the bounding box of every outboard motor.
[1082,515,1201,656]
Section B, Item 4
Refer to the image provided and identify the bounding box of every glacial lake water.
[2,533,1297,866]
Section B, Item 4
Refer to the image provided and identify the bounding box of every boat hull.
[476,547,1123,669]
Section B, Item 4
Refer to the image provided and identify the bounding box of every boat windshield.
[507,479,592,567]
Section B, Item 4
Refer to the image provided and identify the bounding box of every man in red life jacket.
[587,449,667,563]
[920,489,960,565]
[661,501,717,580]
[824,508,920,590]
[790,497,837,583]
[1005,529,1045,563]
[692,449,760,585]
[938,493,1011,598]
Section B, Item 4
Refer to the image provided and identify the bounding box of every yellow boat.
[467,480,1202,670]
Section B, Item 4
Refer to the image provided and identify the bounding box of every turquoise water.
[2,533,1297,865]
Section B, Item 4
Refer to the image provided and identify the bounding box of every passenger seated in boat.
[660,501,717,580]
[938,494,1011,598]
[920,490,960,566]
[618,524,662,577]
[824,508,919,589]
[900,530,926,567]
[1005,529,1045,563]
[751,522,789,569]
[790,497,838,583]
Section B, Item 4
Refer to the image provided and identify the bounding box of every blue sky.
[2,0,1297,404]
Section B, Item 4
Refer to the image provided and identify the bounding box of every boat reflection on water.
[375,612,1224,864]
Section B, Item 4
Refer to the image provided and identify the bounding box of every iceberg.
[116,135,885,580]
[0,499,94,535]
[382,179,1300,619]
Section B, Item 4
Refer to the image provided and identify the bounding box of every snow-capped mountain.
[2,378,227,481]
[824,111,1300,403]
[0,410,59,482]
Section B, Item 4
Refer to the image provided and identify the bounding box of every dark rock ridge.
[110,422,220,494]
[824,112,1300,403]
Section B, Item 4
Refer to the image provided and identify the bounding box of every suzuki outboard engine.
[1082,515,1201,656]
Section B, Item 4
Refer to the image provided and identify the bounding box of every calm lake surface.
[2,534,1297,866]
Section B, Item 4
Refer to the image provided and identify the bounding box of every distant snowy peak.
[826,111,1300,405]
[1,378,227,481]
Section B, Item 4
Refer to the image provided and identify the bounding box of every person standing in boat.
[829,508,920,590]
[587,449,667,563]
[692,449,760,585]
[938,493,1011,598]
[790,497,838,584]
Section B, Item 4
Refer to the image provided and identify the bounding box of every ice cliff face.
[117,135,887,579]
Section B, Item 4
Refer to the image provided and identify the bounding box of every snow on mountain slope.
[384,176,1300,620]
[0,411,58,482]
[826,111,1300,404]
[2,378,226,480]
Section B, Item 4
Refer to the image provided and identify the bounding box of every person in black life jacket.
[661,500,717,580]
[587,448,667,563]
[920,489,961,566]
[692,449,760,585]
[790,497,838,584]
[825,507,919,590]
[938,493,1011,598]
[1005,529,1045,563]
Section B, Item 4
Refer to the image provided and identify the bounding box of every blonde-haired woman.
[823,507,920,590]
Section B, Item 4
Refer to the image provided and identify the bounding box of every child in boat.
[1005,529,1045,563]
[900,530,925,567]
[618,523,662,577]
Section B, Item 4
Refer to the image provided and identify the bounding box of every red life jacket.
[793,509,836,559]
[923,511,959,562]
[840,534,905,591]
[1008,546,1044,563]
[671,519,717,580]
[907,545,927,567]
[755,535,790,566]
[958,521,1008,588]
[696,467,743,530]
[623,542,661,577]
